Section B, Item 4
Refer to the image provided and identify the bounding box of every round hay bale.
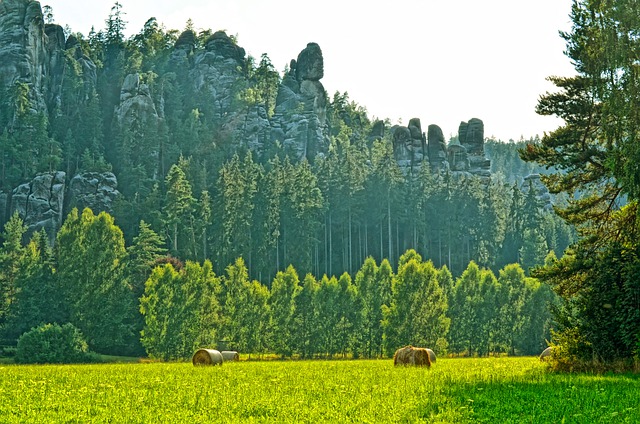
[425,348,436,363]
[539,346,553,361]
[393,345,431,367]
[393,345,413,366]
[192,348,223,366]
[412,348,431,367]
[221,350,239,361]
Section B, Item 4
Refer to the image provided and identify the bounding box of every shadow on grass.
[419,368,640,423]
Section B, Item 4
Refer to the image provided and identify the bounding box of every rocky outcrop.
[192,31,247,122]
[390,117,491,178]
[390,118,429,172]
[65,34,97,100]
[447,143,469,172]
[271,42,330,161]
[9,172,65,242]
[68,172,121,215]
[169,29,196,66]
[115,73,160,126]
[44,23,65,111]
[0,171,121,243]
[368,120,385,143]
[427,124,448,173]
[459,118,491,177]
[0,0,49,114]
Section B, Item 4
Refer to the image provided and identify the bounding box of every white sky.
[42,0,576,142]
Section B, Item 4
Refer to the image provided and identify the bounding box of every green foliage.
[140,260,220,360]
[522,0,640,365]
[0,213,27,332]
[268,265,300,357]
[14,323,97,364]
[163,162,195,255]
[55,208,137,355]
[1,230,66,345]
[384,250,450,354]
[126,220,167,299]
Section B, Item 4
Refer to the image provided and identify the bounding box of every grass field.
[0,357,639,423]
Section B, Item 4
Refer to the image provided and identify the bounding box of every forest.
[1,0,639,369]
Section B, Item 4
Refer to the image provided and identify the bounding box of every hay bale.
[539,346,553,361]
[192,348,223,366]
[221,350,239,361]
[393,345,431,367]
[425,348,436,363]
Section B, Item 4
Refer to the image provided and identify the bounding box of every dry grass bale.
[393,345,432,367]
[539,346,553,361]
[393,345,412,365]
[192,348,223,366]
[221,350,239,361]
[425,348,436,363]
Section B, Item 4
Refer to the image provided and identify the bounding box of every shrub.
[14,323,99,364]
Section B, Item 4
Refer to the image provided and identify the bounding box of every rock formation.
[390,117,491,178]
[458,118,491,177]
[0,0,49,114]
[44,23,65,111]
[68,172,121,215]
[391,118,426,172]
[271,42,330,161]
[8,172,65,242]
[192,30,247,122]
[65,34,97,99]
[447,143,469,172]
[427,124,448,173]
[115,73,160,126]
[0,171,121,243]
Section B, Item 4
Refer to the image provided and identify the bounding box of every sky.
[42,0,576,142]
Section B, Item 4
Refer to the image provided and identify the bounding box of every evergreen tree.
[1,230,65,344]
[163,162,195,255]
[218,153,260,269]
[521,0,640,364]
[126,220,167,299]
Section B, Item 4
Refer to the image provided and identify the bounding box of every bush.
[14,323,99,364]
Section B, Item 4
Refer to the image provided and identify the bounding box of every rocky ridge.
[0,0,499,237]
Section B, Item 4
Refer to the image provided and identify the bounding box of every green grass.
[0,357,638,423]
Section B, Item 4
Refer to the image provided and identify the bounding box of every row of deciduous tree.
[0,209,555,359]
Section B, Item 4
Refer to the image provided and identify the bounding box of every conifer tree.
[521,0,640,363]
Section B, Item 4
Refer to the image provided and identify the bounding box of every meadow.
[0,357,638,423]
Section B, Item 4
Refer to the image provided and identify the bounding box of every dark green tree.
[1,230,65,345]
[521,0,640,364]
[292,273,320,358]
[268,265,300,357]
[163,162,195,255]
[55,208,137,355]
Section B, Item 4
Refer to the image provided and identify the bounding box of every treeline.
[0,209,555,359]
[137,148,575,284]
